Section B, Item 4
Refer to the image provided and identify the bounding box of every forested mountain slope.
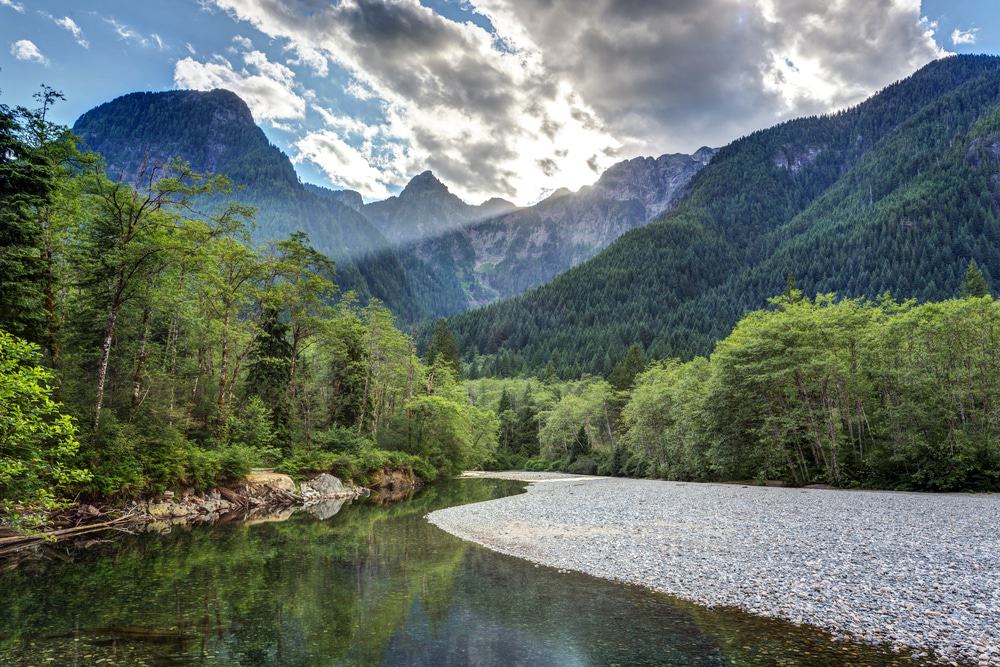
[385,149,715,317]
[72,89,420,319]
[449,55,1000,377]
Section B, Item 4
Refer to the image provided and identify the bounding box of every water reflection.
[0,479,928,666]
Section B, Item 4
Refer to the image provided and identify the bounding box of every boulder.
[302,473,345,497]
[245,471,296,494]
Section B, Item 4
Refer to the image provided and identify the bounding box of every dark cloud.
[209,0,945,201]
[477,0,945,153]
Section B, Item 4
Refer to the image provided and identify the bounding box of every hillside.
[381,150,714,317]
[72,89,420,319]
[449,55,1000,377]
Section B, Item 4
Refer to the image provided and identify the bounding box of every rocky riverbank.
[429,472,1000,666]
[0,471,367,561]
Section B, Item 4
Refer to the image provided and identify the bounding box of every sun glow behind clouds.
[166,0,952,203]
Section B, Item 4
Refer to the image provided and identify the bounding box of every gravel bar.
[428,472,1000,666]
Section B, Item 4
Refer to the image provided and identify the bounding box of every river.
[0,478,927,666]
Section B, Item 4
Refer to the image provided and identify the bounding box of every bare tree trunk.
[93,277,124,432]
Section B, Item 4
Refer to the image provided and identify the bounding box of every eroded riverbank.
[428,472,1000,666]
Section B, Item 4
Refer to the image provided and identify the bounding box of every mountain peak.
[401,170,449,197]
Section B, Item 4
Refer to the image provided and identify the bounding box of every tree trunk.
[217,302,232,417]
[93,301,120,432]
[130,307,152,416]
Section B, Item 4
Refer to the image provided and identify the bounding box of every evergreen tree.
[0,98,55,344]
[244,306,294,439]
[608,344,647,390]
[425,318,461,375]
[960,259,990,298]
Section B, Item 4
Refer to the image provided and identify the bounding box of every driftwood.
[0,513,140,558]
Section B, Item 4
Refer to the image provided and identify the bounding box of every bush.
[0,329,91,526]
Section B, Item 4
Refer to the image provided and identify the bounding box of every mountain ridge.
[71,88,713,323]
[72,88,422,320]
[448,54,1000,377]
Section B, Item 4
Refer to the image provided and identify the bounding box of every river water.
[0,479,927,666]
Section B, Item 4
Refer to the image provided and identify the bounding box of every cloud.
[173,49,306,121]
[294,130,394,199]
[205,0,948,204]
[10,39,47,65]
[951,27,979,46]
[185,42,197,55]
[473,0,947,156]
[104,17,164,49]
[205,0,620,204]
[0,0,24,13]
[286,42,328,77]
[51,16,89,48]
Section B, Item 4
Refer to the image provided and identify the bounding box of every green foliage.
[425,318,462,375]
[608,343,647,390]
[0,88,505,526]
[380,359,498,476]
[617,295,1000,491]
[0,329,90,526]
[960,259,991,297]
[71,88,422,322]
[475,295,1000,492]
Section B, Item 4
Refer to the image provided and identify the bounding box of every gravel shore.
[428,472,1000,666]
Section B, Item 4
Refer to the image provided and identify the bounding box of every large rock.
[245,471,296,494]
[301,473,345,498]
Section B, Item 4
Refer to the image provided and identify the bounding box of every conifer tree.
[608,344,647,390]
[960,259,990,298]
[425,318,462,375]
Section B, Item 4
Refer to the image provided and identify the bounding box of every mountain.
[363,170,516,247]
[377,149,714,317]
[72,89,420,320]
[448,55,1000,377]
[73,89,707,323]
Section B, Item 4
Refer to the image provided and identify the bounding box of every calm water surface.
[0,479,929,666]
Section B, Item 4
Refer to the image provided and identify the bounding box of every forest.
[472,273,1000,492]
[0,89,496,528]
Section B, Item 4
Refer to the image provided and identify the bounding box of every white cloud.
[232,34,253,50]
[173,49,306,121]
[52,16,89,48]
[104,17,164,49]
[207,0,620,204]
[294,130,394,199]
[205,0,951,204]
[286,42,328,77]
[0,0,24,13]
[10,39,47,65]
[951,27,979,46]
[185,42,197,55]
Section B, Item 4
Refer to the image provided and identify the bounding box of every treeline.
[0,90,495,526]
[472,285,1000,491]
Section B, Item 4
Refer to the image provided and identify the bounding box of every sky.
[1,1,998,205]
